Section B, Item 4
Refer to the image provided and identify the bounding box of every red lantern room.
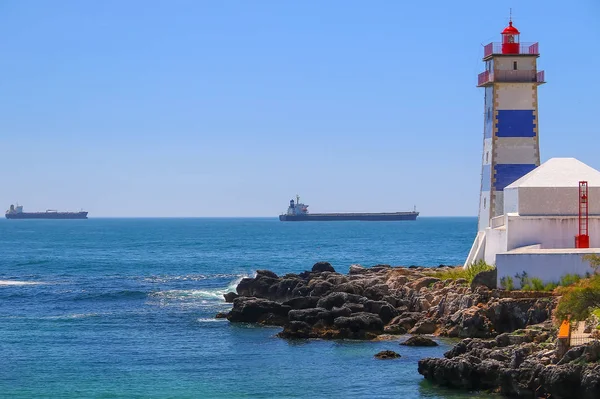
[501,20,520,54]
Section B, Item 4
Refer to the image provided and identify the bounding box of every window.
[486,152,489,163]
[483,198,487,209]
[513,61,517,70]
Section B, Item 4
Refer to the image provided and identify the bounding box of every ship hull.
[279,212,419,221]
[6,212,88,220]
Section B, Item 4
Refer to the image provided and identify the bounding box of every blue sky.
[0,1,598,217]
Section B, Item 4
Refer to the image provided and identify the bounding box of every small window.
[513,61,517,70]
[483,198,487,209]
[486,152,489,163]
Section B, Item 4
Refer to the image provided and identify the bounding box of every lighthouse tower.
[477,18,545,231]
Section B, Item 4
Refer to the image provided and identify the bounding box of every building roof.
[505,158,600,188]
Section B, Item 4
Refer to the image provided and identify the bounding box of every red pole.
[576,181,589,248]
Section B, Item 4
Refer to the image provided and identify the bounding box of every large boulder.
[400,336,438,347]
[470,268,497,290]
[374,350,401,359]
[227,297,290,325]
[333,312,384,333]
[288,308,332,325]
[282,296,320,310]
[312,262,336,273]
[316,292,366,310]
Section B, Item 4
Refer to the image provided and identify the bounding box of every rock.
[236,274,279,299]
[400,336,438,346]
[227,297,290,325]
[348,264,367,275]
[282,296,320,310]
[256,269,279,279]
[558,346,586,365]
[374,350,401,359]
[363,284,390,301]
[309,280,334,296]
[312,262,335,273]
[316,292,365,310]
[409,319,437,335]
[384,324,407,334]
[215,312,228,319]
[363,300,398,324]
[581,364,600,399]
[389,312,423,331]
[333,312,384,333]
[470,268,497,290]
[223,292,239,303]
[288,308,332,325]
[278,321,312,339]
[333,281,364,296]
[410,277,441,291]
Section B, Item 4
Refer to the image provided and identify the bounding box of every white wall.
[484,226,507,265]
[496,251,596,288]
[504,188,519,214]
[518,187,600,216]
[506,216,600,250]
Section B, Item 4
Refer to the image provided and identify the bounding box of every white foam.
[150,274,249,302]
[196,318,227,323]
[0,280,44,286]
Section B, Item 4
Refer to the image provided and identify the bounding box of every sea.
[0,217,489,398]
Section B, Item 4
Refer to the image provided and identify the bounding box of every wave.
[141,273,247,284]
[72,290,148,301]
[0,280,46,286]
[149,274,248,303]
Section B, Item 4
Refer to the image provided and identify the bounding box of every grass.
[426,260,494,284]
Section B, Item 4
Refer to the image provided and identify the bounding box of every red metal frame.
[576,181,590,248]
[483,42,540,58]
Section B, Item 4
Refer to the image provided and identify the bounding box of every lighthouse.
[476,18,545,231]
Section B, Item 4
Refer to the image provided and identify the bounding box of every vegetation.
[555,254,600,321]
[500,276,514,291]
[426,260,494,284]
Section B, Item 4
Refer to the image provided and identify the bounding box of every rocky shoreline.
[219,262,599,397]
[418,326,600,398]
[221,262,555,340]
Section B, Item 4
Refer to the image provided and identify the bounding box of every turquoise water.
[0,217,485,398]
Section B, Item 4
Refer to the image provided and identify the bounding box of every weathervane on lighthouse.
[476,14,546,231]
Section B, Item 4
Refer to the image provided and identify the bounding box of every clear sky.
[1,1,599,217]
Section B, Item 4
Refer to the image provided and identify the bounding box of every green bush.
[556,274,600,321]
[559,274,582,287]
[426,260,494,284]
[500,276,514,291]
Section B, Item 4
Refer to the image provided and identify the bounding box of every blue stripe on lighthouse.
[493,163,537,191]
[496,110,536,137]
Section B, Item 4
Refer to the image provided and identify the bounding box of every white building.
[466,158,600,287]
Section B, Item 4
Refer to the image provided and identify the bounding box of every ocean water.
[0,217,487,398]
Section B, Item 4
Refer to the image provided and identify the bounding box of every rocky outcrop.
[400,336,438,347]
[375,350,401,359]
[220,262,557,341]
[470,268,497,290]
[418,325,600,398]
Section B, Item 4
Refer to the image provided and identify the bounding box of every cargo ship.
[5,204,88,219]
[278,196,418,221]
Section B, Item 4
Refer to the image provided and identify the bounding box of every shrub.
[500,276,514,291]
[556,274,600,321]
[425,260,494,284]
[559,274,582,287]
